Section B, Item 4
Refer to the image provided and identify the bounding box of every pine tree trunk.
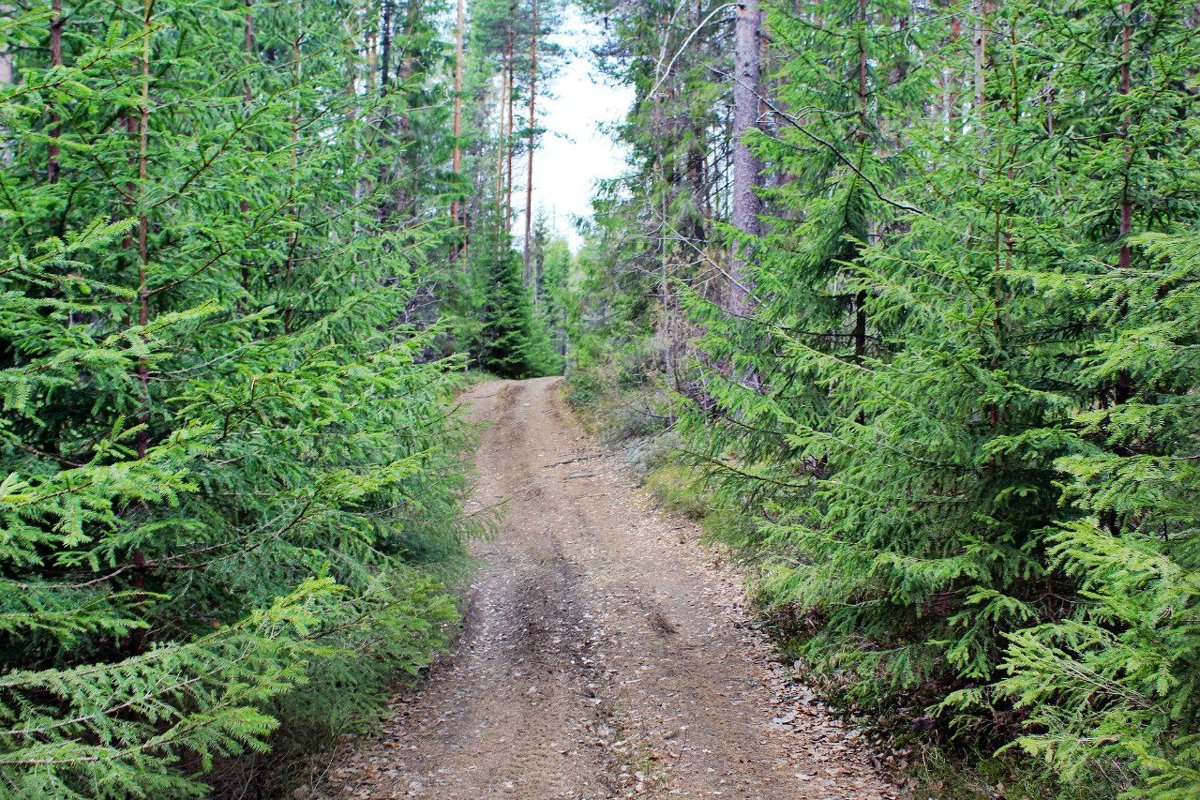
[523,0,539,287]
[504,1,516,235]
[730,0,763,317]
[450,0,465,230]
[47,0,63,184]
[853,0,868,363]
[495,51,508,237]
[240,0,255,308]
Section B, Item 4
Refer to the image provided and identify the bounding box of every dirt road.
[326,377,897,799]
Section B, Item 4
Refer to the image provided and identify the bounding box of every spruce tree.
[570,0,1200,796]
[471,205,540,377]
[0,0,472,793]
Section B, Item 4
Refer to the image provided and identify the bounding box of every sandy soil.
[324,377,900,800]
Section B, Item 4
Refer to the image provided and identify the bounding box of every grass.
[643,464,711,520]
[901,746,1114,800]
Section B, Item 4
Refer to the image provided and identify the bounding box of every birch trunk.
[971,0,986,112]
[0,4,11,88]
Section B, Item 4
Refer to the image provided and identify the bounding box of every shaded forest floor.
[321,377,900,799]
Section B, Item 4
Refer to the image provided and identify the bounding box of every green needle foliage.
[575,0,1200,796]
[0,0,475,795]
[472,216,539,377]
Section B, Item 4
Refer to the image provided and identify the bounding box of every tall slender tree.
[729,0,762,316]
[522,0,539,281]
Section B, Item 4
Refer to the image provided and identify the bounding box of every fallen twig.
[543,453,603,468]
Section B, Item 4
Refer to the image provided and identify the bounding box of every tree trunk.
[377,0,393,222]
[504,2,516,235]
[523,0,539,285]
[0,5,10,164]
[853,0,868,363]
[284,8,302,332]
[240,0,255,309]
[393,3,419,217]
[243,0,255,107]
[130,0,155,655]
[971,0,986,112]
[47,0,63,184]
[366,10,378,95]
[1114,1,1135,405]
[1118,1,1133,273]
[495,50,508,236]
[687,7,708,255]
[380,0,393,93]
[450,0,465,229]
[136,0,153,440]
[730,0,763,316]
[0,4,11,88]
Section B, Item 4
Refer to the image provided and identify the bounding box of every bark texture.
[730,0,763,316]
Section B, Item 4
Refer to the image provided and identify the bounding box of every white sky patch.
[521,6,632,251]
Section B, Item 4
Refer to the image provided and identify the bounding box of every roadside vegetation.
[569,2,1200,799]
[0,0,566,795]
[3,0,1198,797]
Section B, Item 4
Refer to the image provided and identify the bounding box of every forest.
[0,0,1198,798]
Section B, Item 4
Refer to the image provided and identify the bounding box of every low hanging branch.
[707,66,926,216]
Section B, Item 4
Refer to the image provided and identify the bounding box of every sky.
[523,6,633,250]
